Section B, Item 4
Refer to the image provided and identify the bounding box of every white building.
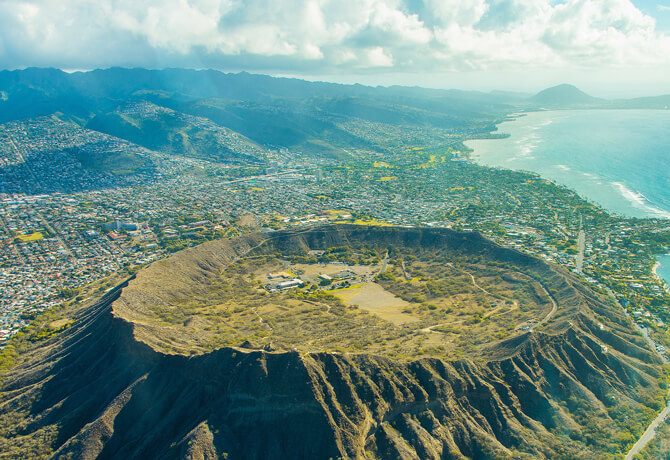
[277,279,304,290]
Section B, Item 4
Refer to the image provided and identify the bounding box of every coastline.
[464,109,670,220]
[467,110,670,308]
[653,262,663,286]
[653,256,670,293]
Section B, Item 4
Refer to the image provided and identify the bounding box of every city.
[1,113,668,359]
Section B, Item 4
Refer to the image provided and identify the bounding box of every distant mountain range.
[0,68,668,164]
[0,68,667,123]
[0,67,511,124]
[0,68,513,160]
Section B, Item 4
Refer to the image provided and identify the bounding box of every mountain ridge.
[1,68,668,129]
[0,225,665,459]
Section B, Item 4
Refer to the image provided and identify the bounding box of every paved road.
[594,269,669,458]
[635,324,670,365]
[223,168,306,184]
[623,314,670,458]
[576,229,585,273]
[35,208,73,257]
[531,282,558,330]
[625,399,670,459]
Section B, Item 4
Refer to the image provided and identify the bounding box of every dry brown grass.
[331,283,418,324]
[108,227,564,360]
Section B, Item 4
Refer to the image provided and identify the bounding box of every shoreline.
[465,110,670,221]
[653,257,670,293]
[653,261,662,285]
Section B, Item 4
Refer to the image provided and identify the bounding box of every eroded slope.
[0,225,667,459]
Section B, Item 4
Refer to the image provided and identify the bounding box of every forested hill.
[1,68,668,163]
[0,67,511,124]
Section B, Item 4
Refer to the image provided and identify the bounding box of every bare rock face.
[0,226,664,459]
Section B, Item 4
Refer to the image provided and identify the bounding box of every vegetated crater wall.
[113,224,599,354]
[0,225,665,459]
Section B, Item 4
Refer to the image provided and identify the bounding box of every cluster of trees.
[376,264,473,304]
[555,238,578,255]
[289,288,343,306]
[58,287,82,299]
[286,245,382,265]
[425,278,473,298]
[639,231,670,253]
[0,303,72,374]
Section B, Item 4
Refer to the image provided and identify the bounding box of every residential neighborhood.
[1,116,669,353]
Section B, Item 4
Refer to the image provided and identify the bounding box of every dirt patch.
[49,319,71,329]
[237,213,259,227]
[332,283,419,324]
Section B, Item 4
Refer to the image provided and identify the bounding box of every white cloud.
[425,0,490,26]
[366,46,394,66]
[0,0,668,82]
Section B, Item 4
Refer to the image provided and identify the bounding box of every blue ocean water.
[657,254,670,290]
[465,110,670,219]
[464,109,670,285]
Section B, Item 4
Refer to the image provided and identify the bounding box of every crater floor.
[113,225,586,359]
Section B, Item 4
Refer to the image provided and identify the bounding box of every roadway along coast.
[624,319,670,459]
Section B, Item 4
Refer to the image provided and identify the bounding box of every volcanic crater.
[0,225,666,459]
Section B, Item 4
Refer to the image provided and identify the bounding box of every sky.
[1,0,669,96]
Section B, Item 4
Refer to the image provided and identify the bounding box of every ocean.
[657,254,670,290]
[465,110,670,219]
[464,109,670,284]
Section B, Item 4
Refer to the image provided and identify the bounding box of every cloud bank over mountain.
[0,0,669,91]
